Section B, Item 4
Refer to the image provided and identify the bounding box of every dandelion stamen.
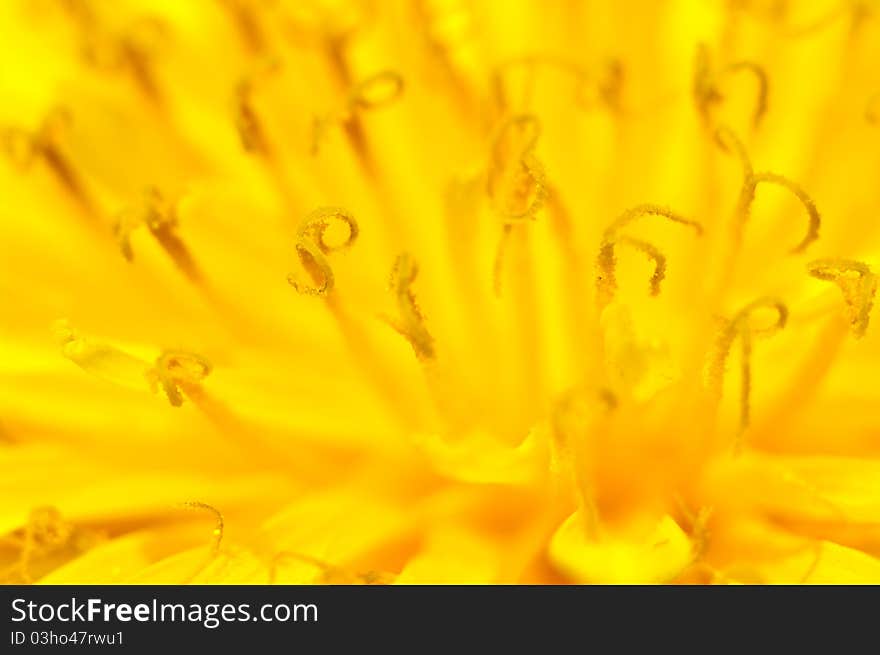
[287,207,359,296]
[596,204,702,308]
[1,507,75,583]
[386,252,436,360]
[235,59,281,158]
[488,114,547,295]
[82,17,169,106]
[312,70,404,159]
[551,389,617,540]
[715,126,821,254]
[179,501,224,555]
[286,210,422,427]
[807,258,877,337]
[1,107,97,219]
[114,187,204,284]
[148,351,212,407]
[694,45,769,128]
[750,172,821,253]
[709,297,788,447]
[218,0,267,53]
[615,236,667,296]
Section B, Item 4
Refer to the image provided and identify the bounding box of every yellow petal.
[549,512,692,583]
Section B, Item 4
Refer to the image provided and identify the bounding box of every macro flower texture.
[1,0,879,586]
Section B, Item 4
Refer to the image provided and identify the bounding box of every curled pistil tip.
[709,297,788,443]
[0,507,76,583]
[487,114,547,231]
[807,258,877,338]
[694,44,768,129]
[596,204,702,308]
[114,186,178,260]
[386,252,435,360]
[312,71,404,154]
[148,351,212,407]
[179,501,224,554]
[288,207,359,296]
[715,126,820,254]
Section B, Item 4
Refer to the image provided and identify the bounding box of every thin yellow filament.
[287,207,359,296]
[387,252,436,360]
[114,187,204,284]
[312,71,404,155]
[487,114,546,221]
[1,107,95,216]
[694,45,768,128]
[749,173,821,253]
[148,351,213,407]
[807,258,877,338]
[669,499,714,581]
[709,297,788,446]
[488,115,547,295]
[82,17,169,106]
[596,204,702,308]
[551,388,617,540]
[1,507,75,583]
[716,126,820,254]
[218,0,267,53]
[179,501,224,555]
[234,58,281,157]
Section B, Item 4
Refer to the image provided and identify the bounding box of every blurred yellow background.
[1,0,879,584]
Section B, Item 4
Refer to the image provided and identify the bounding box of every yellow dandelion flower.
[1,0,880,585]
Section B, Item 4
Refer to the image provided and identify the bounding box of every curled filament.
[387,252,435,360]
[596,204,703,308]
[348,70,405,111]
[487,114,547,222]
[148,351,212,407]
[114,187,203,284]
[715,126,820,254]
[807,258,877,338]
[288,207,359,296]
[114,186,179,260]
[180,501,224,554]
[709,297,788,440]
[1,507,78,583]
[694,44,768,129]
[312,71,404,154]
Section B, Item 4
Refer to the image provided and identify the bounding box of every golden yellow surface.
[1,0,879,584]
